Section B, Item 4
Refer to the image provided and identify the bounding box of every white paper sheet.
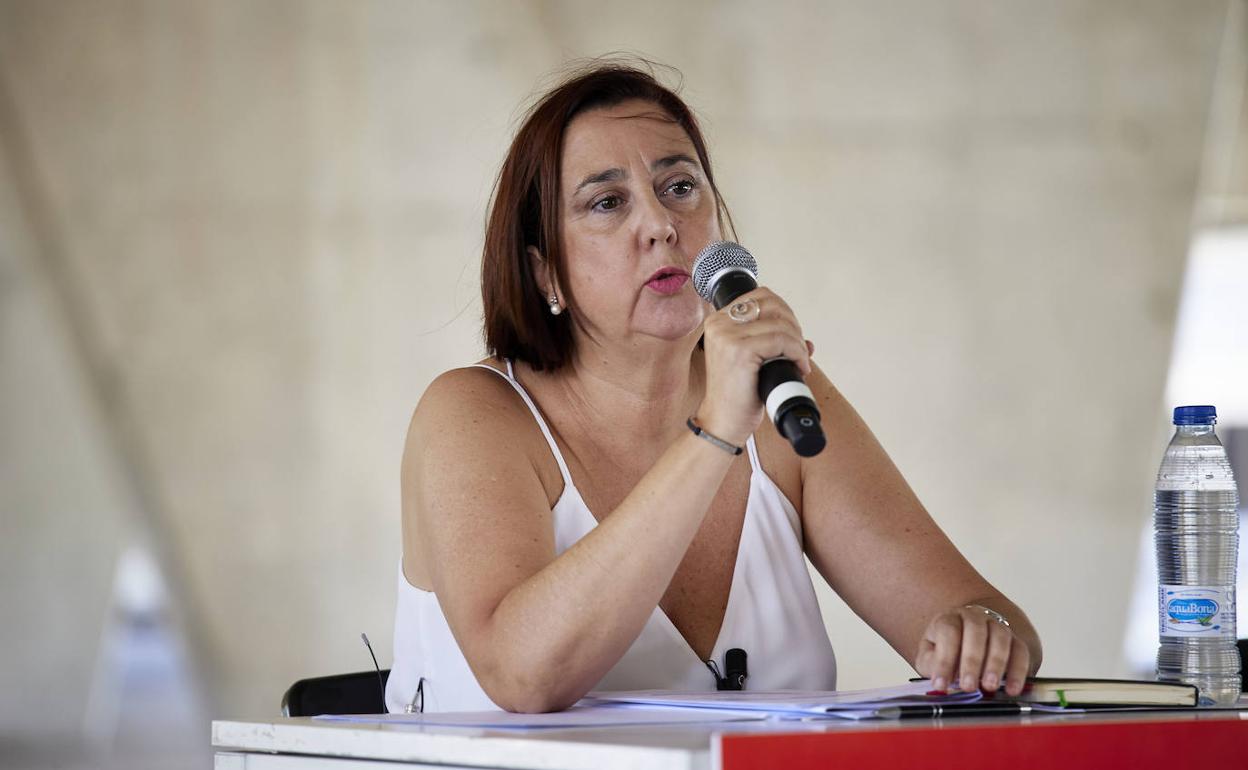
[313,703,770,730]
[584,681,984,716]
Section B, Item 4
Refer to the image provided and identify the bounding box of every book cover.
[1001,677,1199,707]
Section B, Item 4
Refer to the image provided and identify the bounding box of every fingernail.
[984,672,999,689]
[932,677,946,691]
[961,676,976,692]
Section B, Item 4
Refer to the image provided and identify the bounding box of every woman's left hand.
[914,604,1030,696]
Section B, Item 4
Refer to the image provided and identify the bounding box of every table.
[213,705,1248,770]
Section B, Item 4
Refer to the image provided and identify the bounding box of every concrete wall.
[0,90,134,739]
[0,0,1234,723]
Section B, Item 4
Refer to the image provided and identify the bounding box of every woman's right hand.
[696,286,813,446]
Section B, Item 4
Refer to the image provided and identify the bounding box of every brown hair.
[481,58,734,371]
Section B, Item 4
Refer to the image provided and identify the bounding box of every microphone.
[691,241,826,457]
[704,647,749,690]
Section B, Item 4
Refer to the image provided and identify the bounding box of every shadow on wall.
[1123,228,1248,676]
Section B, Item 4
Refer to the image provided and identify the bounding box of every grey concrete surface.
[0,2,1240,752]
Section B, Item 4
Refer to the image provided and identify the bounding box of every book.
[1004,678,1199,708]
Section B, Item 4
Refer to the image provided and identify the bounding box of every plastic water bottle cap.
[1173,405,1217,425]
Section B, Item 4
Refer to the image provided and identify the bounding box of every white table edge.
[212,719,711,770]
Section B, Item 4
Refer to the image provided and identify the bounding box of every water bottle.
[1154,404,1240,705]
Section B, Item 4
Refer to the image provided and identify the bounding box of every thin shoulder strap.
[466,360,574,488]
[745,435,763,474]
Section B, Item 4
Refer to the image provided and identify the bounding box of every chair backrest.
[282,669,391,717]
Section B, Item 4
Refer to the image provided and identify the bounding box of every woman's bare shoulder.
[752,421,803,514]
[403,360,558,495]
[415,359,514,413]
[400,361,561,590]
[407,361,534,447]
[751,365,862,517]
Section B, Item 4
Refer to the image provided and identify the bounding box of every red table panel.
[718,716,1248,770]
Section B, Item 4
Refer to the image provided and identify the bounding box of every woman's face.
[551,99,721,353]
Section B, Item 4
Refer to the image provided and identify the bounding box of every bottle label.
[1158,585,1237,638]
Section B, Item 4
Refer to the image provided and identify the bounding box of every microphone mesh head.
[691,241,759,302]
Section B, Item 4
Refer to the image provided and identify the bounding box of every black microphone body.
[693,242,826,457]
[705,269,758,311]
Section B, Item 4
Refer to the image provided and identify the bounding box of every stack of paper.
[313,704,770,730]
[584,681,986,720]
[311,682,1068,729]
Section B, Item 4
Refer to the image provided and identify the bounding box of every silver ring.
[965,604,1010,628]
[727,298,760,324]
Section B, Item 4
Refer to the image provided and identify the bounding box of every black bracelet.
[686,417,743,456]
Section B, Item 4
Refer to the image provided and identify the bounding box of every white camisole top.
[386,360,836,713]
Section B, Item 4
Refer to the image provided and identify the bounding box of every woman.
[386,61,1042,714]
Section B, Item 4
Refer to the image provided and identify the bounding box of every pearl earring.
[548,293,562,316]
